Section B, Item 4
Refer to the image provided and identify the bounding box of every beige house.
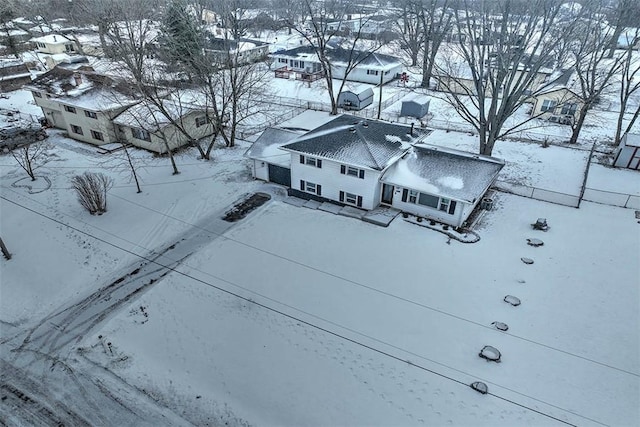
[113,100,215,153]
[529,70,583,124]
[25,67,140,146]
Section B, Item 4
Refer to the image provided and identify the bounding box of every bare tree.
[284,0,386,115]
[604,0,640,59]
[71,172,113,215]
[418,0,451,88]
[11,141,50,181]
[566,8,625,145]
[612,29,640,146]
[432,0,575,155]
[392,0,424,67]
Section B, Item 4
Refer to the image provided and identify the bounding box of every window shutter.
[449,200,457,215]
[317,159,322,168]
[317,185,322,196]
[299,155,304,164]
[402,189,408,202]
[357,196,363,207]
[339,191,344,202]
[300,180,305,191]
[340,165,346,174]
[359,169,365,179]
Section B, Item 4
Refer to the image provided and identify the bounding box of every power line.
[0,194,612,426]
[110,191,640,378]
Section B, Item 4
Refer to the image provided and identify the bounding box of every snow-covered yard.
[1,90,639,426]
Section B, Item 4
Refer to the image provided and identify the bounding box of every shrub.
[71,172,113,215]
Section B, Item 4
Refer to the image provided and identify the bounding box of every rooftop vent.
[349,126,356,133]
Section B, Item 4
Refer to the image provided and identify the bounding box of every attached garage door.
[268,164,291,187]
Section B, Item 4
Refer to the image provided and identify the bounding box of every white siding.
[253,160,269,181]
[390,187,468,227]
[289,155,382,209]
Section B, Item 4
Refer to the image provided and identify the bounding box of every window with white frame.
[401,189,457,214]
[560,102,578,116]
[541,99,557,112]
[32,91,42,98]
[299,155,322,168]
[439,198,451,212]
[339,190,362,207]
[64,105,77,113]
[85,110,97,119]
[299,180,321,195]
[278,58,287,63]
[132,128,151,142]
[340,164,365,179]
[367,69,379,75]
[70,124,83,135]
[90,130,104,141]
[418,192,439,208]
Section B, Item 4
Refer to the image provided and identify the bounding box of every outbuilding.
[400,96,430,118]
[337,86,374,110]
[613,133,640,170]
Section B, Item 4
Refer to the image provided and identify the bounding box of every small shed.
[400,97,430,119]
[338,87,374,111]
[613,133,640,170]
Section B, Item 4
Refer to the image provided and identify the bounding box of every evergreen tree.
[160,0,204,74]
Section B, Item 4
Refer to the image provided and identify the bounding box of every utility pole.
[0,237,11,260]
[377,71,383,119]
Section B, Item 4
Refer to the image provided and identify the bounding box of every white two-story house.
[247,114,504,227]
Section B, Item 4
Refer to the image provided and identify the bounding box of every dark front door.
[381,183,394,204]
[268,164,291,187]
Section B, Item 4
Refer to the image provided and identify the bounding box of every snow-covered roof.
[282,115,429,170]
[26,67,140,111]
[244,127,303,167]
[271,46,402,69]
[381,144,504,203]
[113,100,203,131]
[30,34,73,45]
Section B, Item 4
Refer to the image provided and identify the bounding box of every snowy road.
[0,194,247,426]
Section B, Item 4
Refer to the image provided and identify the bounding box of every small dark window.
[33,91,42,98]
[64,105,77,113]
[90,130,104,141]
[85,110,98,119]
[70,124,83,135]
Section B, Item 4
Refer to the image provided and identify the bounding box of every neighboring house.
[0,59,31,92]
[529,69,583,124]
[246,114,504,227]
[613,133,640,170]
[30,34,78,55]
[400,95,430,119]
[271,46,403,84]
[113,100,215,153]
[337,86,374,110]
[323,14,391,36]
[24,67,140,146]
[205,37,269,65]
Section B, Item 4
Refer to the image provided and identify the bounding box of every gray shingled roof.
[381,144,504,202]
[281,115,429,170]
[272,46,401,67]
[245,127,303,163]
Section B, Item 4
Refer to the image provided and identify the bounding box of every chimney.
[53,35,57,42]
[410,122,414,136]
[73,73,82,86]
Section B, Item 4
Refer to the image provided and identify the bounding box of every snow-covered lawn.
[2,91,639,426]
[87,194,639,426]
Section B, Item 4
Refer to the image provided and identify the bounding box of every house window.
[541,99,557,112]
[560,103,578,116]
[132,128,151,142]
[70,124,83,135]
[299,155,322,168]
[367,69,379,75]
[340,164,365,179]
[64,105,77,113]
[278,58,287,63]
[85,110,97,119]
[300,180,321,195]
[339,191,363,207]
[408,189,418,203]
[195,116,209,127]
[32,91,42,98]
[418,193,439,208]
[65,43,75,52]
[90,130,104,141]
[439,198,451,212]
